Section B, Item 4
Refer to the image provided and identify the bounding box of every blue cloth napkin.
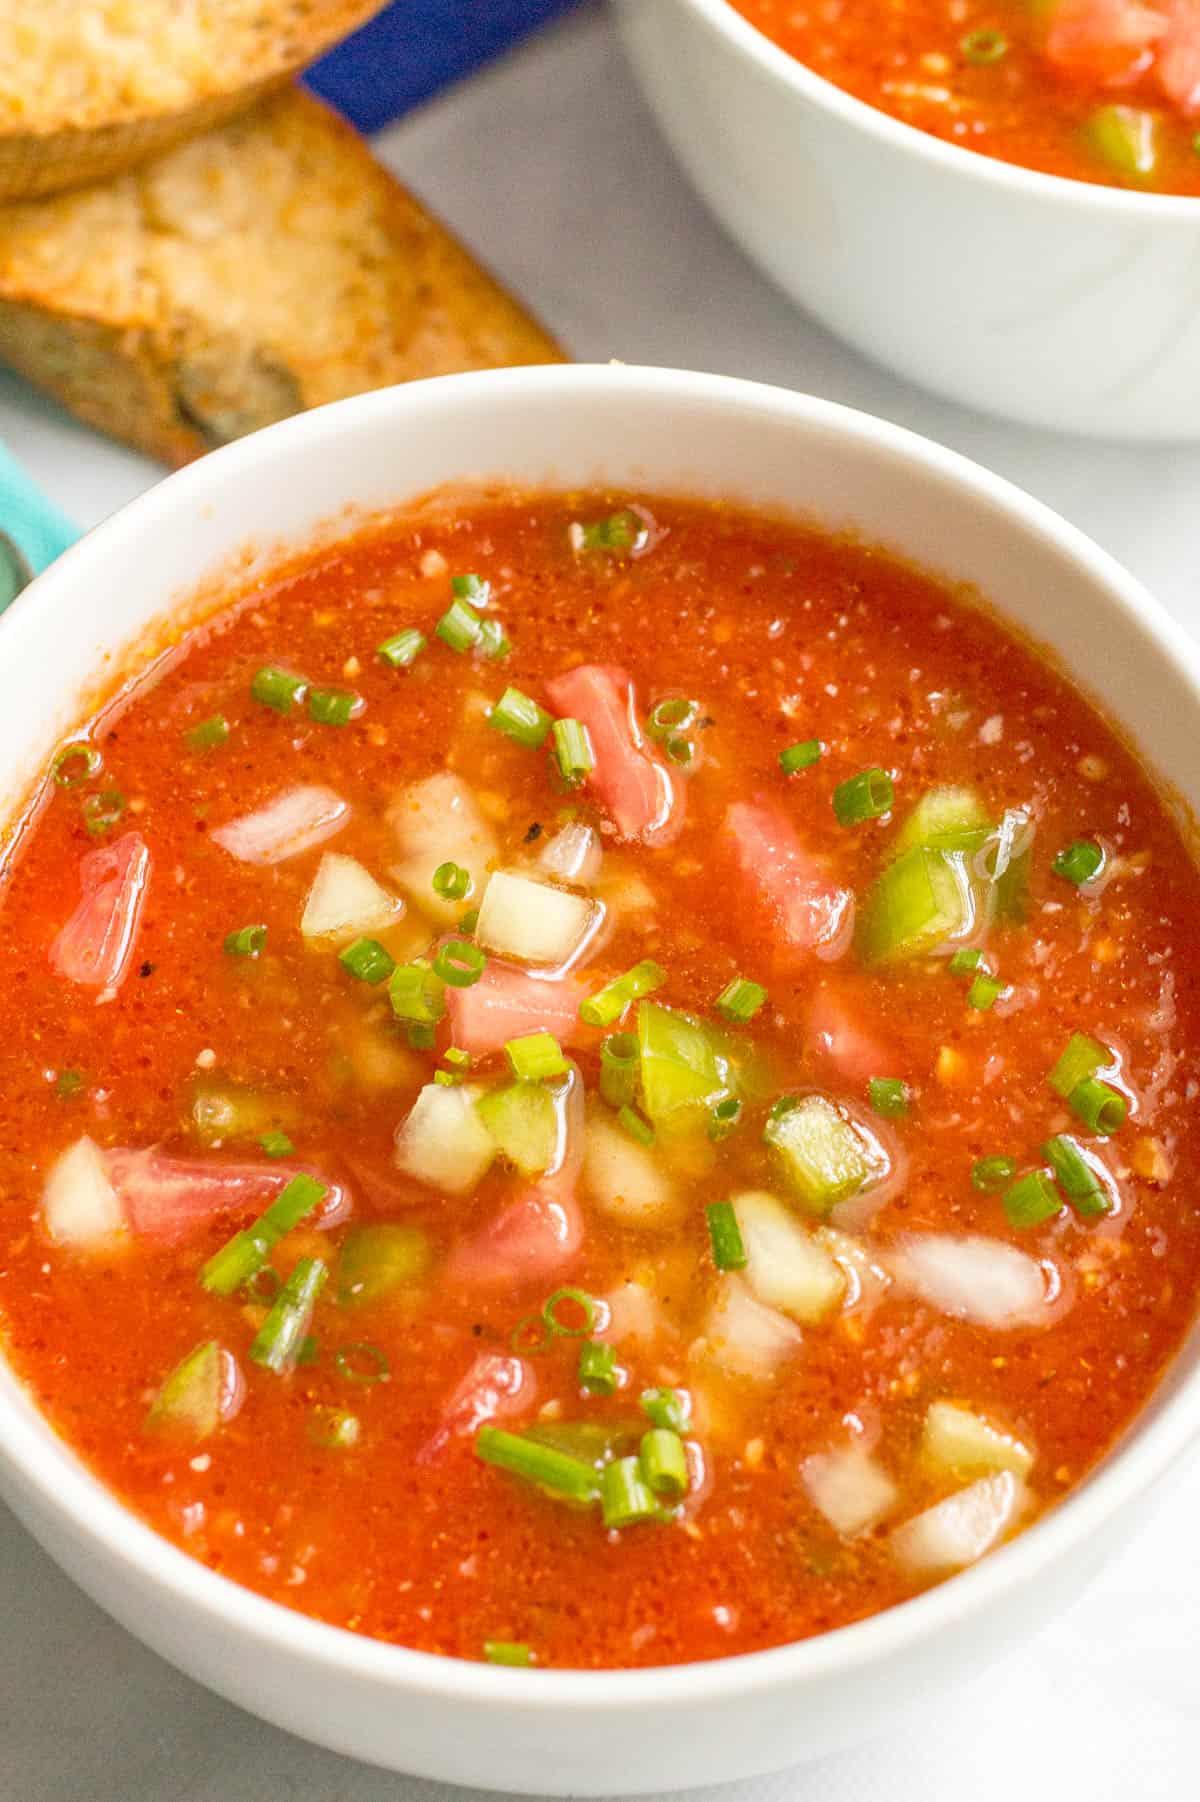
[307,0,581,133]
[0,443,78,613]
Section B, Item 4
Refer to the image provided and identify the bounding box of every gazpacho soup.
[731,0,1200,193]
[1,490,1198,1672]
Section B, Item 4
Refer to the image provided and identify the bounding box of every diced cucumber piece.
[1084,105,1161,181]
[476,1080,560,1176]
[337,1224,431,1306]
[764,1095,887,1214]
[524,1419,642,1466]
[394,1082,496,1195]
[190,1079,288,1145]
[858,843,979,964]
[637,1001,729,1121]
[145,1341,223,1439]
[1048,1032,1111,1099]
[893,785,990,854]
[921,1400,1034,1479]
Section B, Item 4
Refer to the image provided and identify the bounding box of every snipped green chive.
[542,1287,598,1336]
[641,1386,691,1433]
[334,1342,390,1383]
[648,697,698,739]
[377,628,426,669]
[249,1257,327,1374]
[433,1070,461,1086]
[251,666,305,713]
[601,1455,658,1527]
[389,962,446,1025]
[706,1199,746,1270]
[580,960,665,1027]
[432,861,471,902]
[617,1104,655,1146]
[225,924,267,958]
[971,1154,1016,1192]
[200,1172,326,1297]
[1069,1075,1127,1135]
[505,1030,568,1080]
[490,686,552,748]
[640,1428,688,1498]
[1053,839,1105,887]
[52,742,101,787]
[967,973,1004,1011]
[339,937,395,984]
[868,1077,909,1118]
[948,948,985,975]
[55,1069,84,1099]
[485,1640,533,1666]
[444,1046,471,1069]
[715,976,767,1024]
[1042,1133,1109,1209]
[599,1032,639,1108]
[308,687,357,727]
[708,1095,743,1141]
[185,715,228,752]
[552,718,594,785]
[663,733,693,766]
[1002,1169,1063,1229]
[1049,1032,1110,1099]
[477,1425,600,1502]
[82,790,125,836]
[579,510,643,553]
[961,26,1008,62]
[780,738,821,774]
[436,596,482,653]
[578,1339,618,1395]
[259,1131,294,1159]
[452,573,491,606]
[833,768,894,825]
[309,1407,360,1448]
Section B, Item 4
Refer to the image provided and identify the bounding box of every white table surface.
[2,5,1198,1797]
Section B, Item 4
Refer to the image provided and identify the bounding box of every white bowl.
[616,0,1200,440]
[1,366,1199,1790]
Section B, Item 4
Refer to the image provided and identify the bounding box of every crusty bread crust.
[0,89,564,465]
[0,1,386,200]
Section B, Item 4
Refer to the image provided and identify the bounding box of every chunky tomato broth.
[1,491,1199,1671]
[732,0,1200,192]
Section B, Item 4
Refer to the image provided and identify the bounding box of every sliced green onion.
[444,1047,471,1070]
[452,573,491,606]
[377,628,426,669]
[833,768,894,826]
[334,1342,391,1383]
[967,973,1004,1011]
[663,733,693,766]
[338,1224,430,1306]
[504,1030,568,1080]
[618,1104,655,1146]
[1048,1032,1111,1099]
[339,936,395,984]
[200,1172,327,1297]
[580,960,666,1028]
[476,1425,600,1501]
[542,1287,598,1336]
[708,1095,743,1141]
[1042,1133,1106,1204]
[601,1455,658,1527]
[389,962,446,1025]
[648,697,698,738]
[511,1314,552,1355]
[551,718,595,785]
[599,1032,639,1108]
[715,976,767,1024]
[82,790,125,836]
[1069,1075,1127,1135]
[961,26,1008,62]
[641,1386,691,1433]
[433,1070,460,1086]
[259,1130,294,1159]
[459,908,480,935]
[249,1256,327,1374]
[639,1428,688,1498]
[55,1069,84,1099]
[948,948,985,975]
[579,510,643,552]
[489,685,552,748]
[432,861,471,902]
[309,1407,360,1448]
[971,1154,1017,1192]
[435,596,482,653]
[706,1199,747,1271]
[578,1339,619,1395]
[1053,839,1105,886]
[433,939,485,989]
[1002,1169,1063,1229]
[224,924,267,958]
[186,715,229,752]
[780,738,821,774]
[478,619,511,660]
[1084,103,1161,180]
[52,742,101,787]
[868,1077,909,1119]
[308,687,358,727]
[484,1641,534,1666]
[251,666,305,713]
[406,1021,437,1050]
[144,1340,223,1439]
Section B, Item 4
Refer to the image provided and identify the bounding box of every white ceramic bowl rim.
[3,364,1200,1716]
[681,0,1200,217]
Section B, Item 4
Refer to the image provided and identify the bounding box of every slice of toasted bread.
[0,1,387,200]
[0,88,564,465]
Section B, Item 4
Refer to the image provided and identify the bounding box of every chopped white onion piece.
[734,1191,844,1323]
[212,785,349,866]
[921,1401,1034,1479]
[42,1136,125,1247]
[697,1274,802,1381]
[583,1104,680,1230]
[890,1472,1028,1578]
[539,821,602,886]
[300,853,400,942]
[387,773,498,924]
[604,1278,675,1349]
[394,1083,496,1196]
[475,869,599,968]
[802,1446,899,1538]
[893,1233,1052,1329]
[813,1224,891,1312]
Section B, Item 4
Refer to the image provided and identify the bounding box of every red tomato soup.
[731,0,1200,193]
[1,491,1199,1672]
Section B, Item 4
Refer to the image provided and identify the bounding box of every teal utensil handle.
[0,443,78,615]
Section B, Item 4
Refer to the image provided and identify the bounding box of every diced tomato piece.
[49,832,151,991]
[808,983,890,1086]
[104,1148,350,1244]
[417,1351,536,1463]
[1043,0,1166,85]
[1157,0,1200,109]
[722,800,854,967]
[544,664,680,844]
[444,1187,583,1290]
[445,960,593,1059]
